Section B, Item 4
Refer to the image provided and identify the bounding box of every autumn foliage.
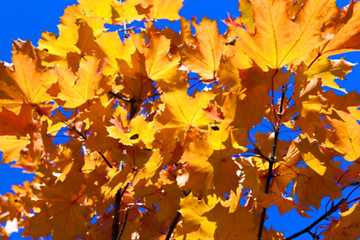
[2,0,360,239]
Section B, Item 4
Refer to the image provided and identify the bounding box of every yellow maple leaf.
[226,0,332,70]
[38,5,106,71]
[38,5,82,62]
[179,134,242,196]
[111,0,144,23]
[137,0,183,21]
[78,0,113,21]
[180,17,226,80]
[204,203,257,239]
[107,114,156,148]
[156,89,214,143]
[219,90,270,149]
[54,57,110,108]
[307,57,356,92]
[177,193,218,238]
[324,109,360,162]
[144,32,184,90]
[95,31,136,75]
[0,53,56,113]
[321,1,360,56]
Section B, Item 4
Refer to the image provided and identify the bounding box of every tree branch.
[112,183,131,240]
[97,151,113,168]
[285,199,345,240]
[112,190,122,240]
[108,91,136,103]
[257,84,287,240]
[117,208,130,240]
[165,212,182,240]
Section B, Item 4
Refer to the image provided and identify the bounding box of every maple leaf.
[0,136,31,164]
[37,6,82,66]
[226,0,332,70]
[292,165,342,209]
[307,57,356,92]
[324,109,360,162]
[321,1,360,56]
[296,134,335,176]
[22,175,91,240]
[141,183,182,223]
[269,141,301,195]
[0,105,33,137]
[95,31,136,75]
[38,5,105,71]
[178,133,242,197]
[156,89,215,145]
[290,69,329,134]
[0,105,33,164]
[218,89,270,149]
[217,41,252,90]
[136,0,184,21]
[177,193,219,238]
[180,17,226,80]
[143,30,185,90]
[78,0,113,21]
[108,114,156,148]
[53,57,110,108]
[0,52,56,113]
[21,211,53,239]
[204,203,258,239]
[323,202,360,240]
[2,0,360,239]
[111,0,144,23]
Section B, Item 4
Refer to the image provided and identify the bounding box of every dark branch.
[257,84,286,240]
[112,190,122,240]
[285,199,345,240]
[120,183,130,198]
[165,212,182,240]
[117,208,130,240]
[97,151,113,168]
[108,91,136,103]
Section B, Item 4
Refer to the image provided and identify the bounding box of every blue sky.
[0,0,359,239]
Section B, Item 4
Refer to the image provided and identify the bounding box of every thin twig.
[97,151,112,168]
[165,212,182,240]
[285,199,345,240]
[108,91,136,103]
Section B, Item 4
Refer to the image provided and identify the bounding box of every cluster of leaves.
[1,0,360,239]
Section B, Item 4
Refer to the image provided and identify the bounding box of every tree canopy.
[1,0,360,239]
